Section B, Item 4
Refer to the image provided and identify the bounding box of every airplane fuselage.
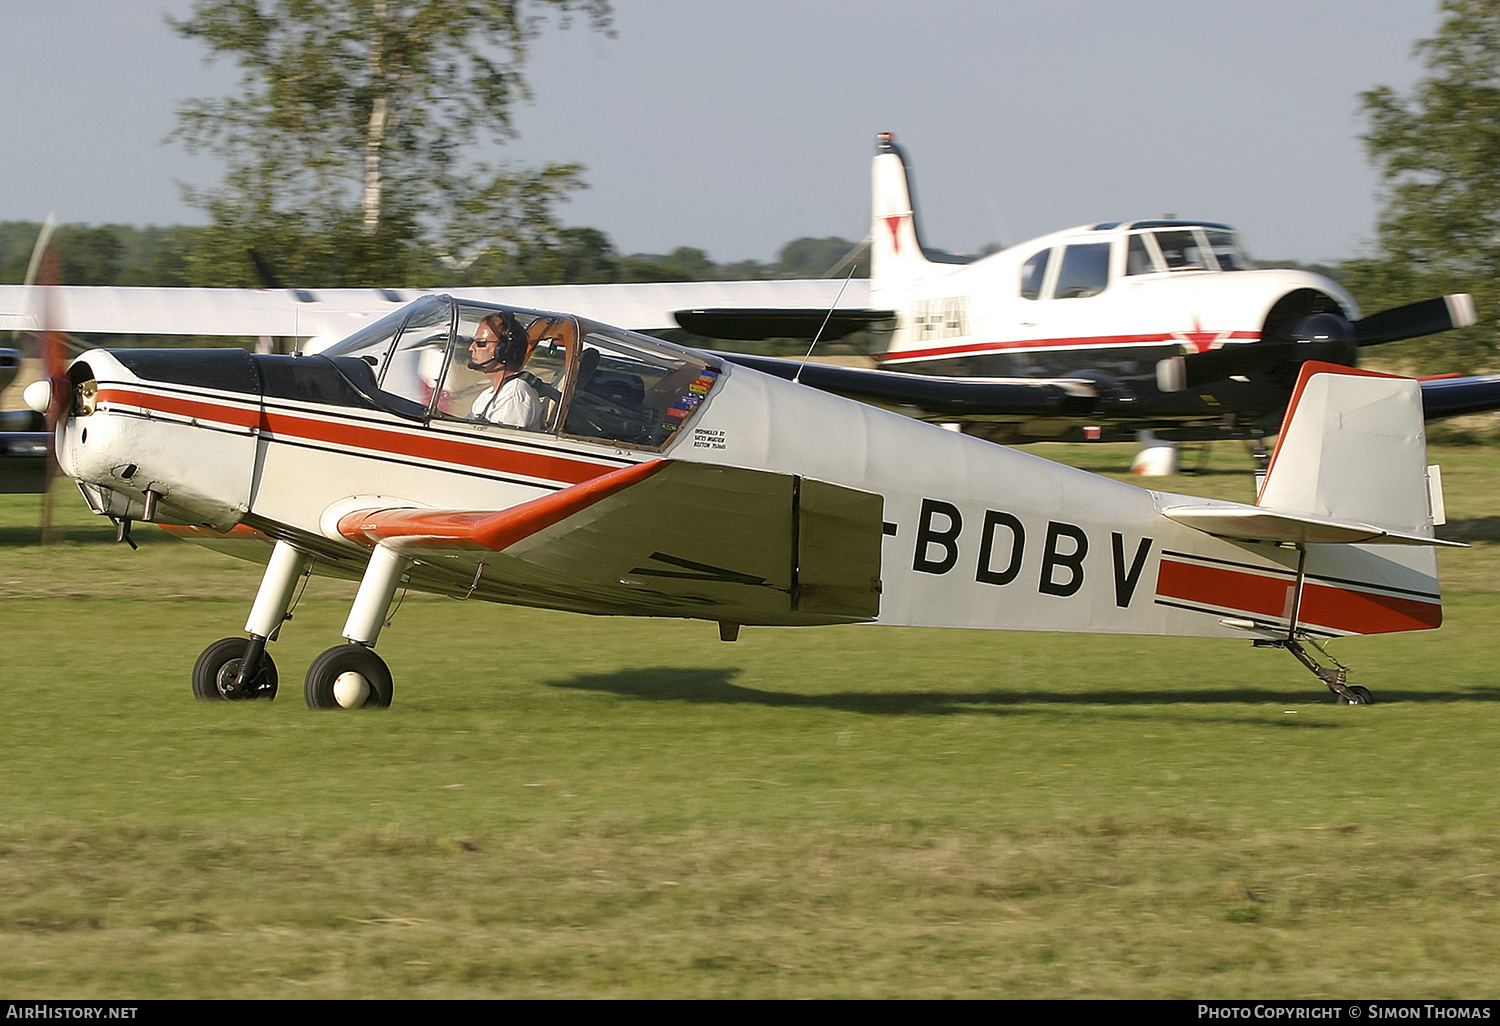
[872,219,1359,440]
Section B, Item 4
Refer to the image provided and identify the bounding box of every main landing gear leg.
[305,543,408,710]
[1255,637,1373,704]
[193,539,311,701]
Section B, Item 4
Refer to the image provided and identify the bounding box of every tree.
[777,236,867,279]
[170,0,612,287]
[1349,0,1500,372]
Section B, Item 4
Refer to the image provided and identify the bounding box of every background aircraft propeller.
[1158,293,1477,392]
[38,244,70,542]
[16,218,68,541]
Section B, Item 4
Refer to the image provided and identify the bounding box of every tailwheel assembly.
[1256,636,1372,704]
[305,644,393,710]
[192,637,279,701]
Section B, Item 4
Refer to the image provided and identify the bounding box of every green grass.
[2,445,1500,997]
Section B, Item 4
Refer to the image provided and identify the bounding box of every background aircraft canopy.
[1025,223,1253,301]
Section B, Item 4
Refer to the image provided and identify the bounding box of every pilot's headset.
[467,312,530,372]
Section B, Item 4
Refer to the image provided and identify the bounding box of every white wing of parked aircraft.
[0,280,867,351]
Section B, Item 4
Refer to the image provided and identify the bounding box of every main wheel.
[305,644,393,709]
[1336,685,1374,705]
[192,637,279,701]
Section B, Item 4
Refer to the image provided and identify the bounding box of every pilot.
[467,312,544,430]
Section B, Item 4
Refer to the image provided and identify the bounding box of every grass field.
[2,444,1499,998]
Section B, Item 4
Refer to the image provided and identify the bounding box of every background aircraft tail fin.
[1257,361,1441,537]
[871,133,936,291]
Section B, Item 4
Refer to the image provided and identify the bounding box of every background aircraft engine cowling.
[1286,310,1359,371]
[1164,288,1475,393]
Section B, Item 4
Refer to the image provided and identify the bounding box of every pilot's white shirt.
[471,375,543,430]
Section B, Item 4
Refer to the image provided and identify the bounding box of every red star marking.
[884,214,906,254]
[1171,317,1230,354]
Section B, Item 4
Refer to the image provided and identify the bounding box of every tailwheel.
[305,644,393,710]
[192,637,279,701]
[1258,636,1371,704]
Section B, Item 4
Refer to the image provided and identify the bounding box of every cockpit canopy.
[1019,222,1252,301]
[318,295,720,450]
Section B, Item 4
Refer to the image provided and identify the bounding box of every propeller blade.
[1353,294,1476,346]
[36,239,65,543]
[1159,294,1477,392]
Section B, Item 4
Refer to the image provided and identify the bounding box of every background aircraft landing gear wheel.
[1336,685,1374,705]
[305,644,393,710]
[192,637,279,701]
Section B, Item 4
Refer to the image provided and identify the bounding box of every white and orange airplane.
[23,294,1458,708]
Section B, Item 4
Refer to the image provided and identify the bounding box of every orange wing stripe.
[338,459,668,552]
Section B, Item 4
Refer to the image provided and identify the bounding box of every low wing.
[1419,374,1500,419]
[711,351,1101,420]
[331,459,886,627]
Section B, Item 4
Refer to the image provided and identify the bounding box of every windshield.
[1205,230,1250,270]
[1125,227,1253,273]
[562,320,721,448]
[317,295,720,449]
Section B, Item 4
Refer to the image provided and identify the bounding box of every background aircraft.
[678,134,1500,459]
[23,294,1456,708]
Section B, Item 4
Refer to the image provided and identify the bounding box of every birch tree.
[171,0,611,286]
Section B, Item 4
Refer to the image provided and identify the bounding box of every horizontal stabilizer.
[1160,504,1463,547]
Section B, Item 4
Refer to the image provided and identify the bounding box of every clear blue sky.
[0,1,1447,266]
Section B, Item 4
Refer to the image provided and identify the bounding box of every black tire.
[192,637,279,701]
[1336,685,1374,705]
[304,644,393,710]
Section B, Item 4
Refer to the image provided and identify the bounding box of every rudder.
[1257,361,1440,537]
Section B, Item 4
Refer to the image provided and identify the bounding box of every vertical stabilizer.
[1257,361,1437,536]
[871,133,934,293]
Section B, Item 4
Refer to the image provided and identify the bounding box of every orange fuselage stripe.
[96,387,617,487]
[1156,558,1440,634]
